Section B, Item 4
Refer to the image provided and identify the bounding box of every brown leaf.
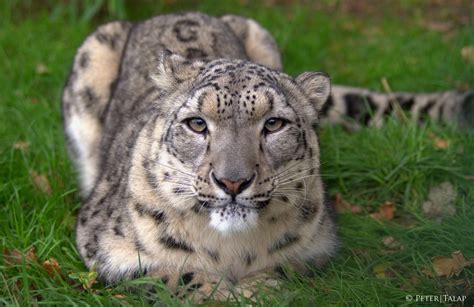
[3,247,37,266]
[31,171,52,195]
[428,132,450,150]
[35,63,50,75]
[431,250,473,278]
[373,263,394,279]
[113,294,126,298]
[434,137,449,149]
[425,21,452,33]
[382,236,402,249]
[42,257,61,276]
[370,201,396,220]
[333,192,363,214]
[13,141,29,151]
[461,46,474,65]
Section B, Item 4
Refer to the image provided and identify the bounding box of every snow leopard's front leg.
[62,21,132,197]
[148,268,280,303]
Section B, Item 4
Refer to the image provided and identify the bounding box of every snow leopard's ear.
[295,71,331,113]
[151,49,205,90]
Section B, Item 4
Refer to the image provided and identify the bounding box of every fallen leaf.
[3,246,37,266]
[422,182,456,222]
[13,141,29,151]
[382,236,401,249]
[433,138,449,149]
[35,63,50,75]
[431,250,473,278]
[425,21,452,33]
[373,263,393,279]
[42,257,61,276]
[69,270,98,289]
[370,201,396,220]
[31,97,39,104]
[461,46,474,65]
[113,294,126,298]
[31,171,52,195]
[333,192,363,214]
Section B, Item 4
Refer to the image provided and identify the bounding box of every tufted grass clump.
[1,0,473,305]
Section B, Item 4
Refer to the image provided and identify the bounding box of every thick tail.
[321,85,473,129]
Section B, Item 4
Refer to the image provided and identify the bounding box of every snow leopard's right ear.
[151,49,205,91]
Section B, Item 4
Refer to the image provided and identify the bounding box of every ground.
[0,0,473,305]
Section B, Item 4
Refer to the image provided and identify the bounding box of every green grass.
[1,0,473,305]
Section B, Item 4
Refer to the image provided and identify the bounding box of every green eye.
[186,117,207,133]
[264,118,285,133]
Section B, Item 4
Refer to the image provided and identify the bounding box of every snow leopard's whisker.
[275,166,316,181]
[277,174,320,186]
[276,170,318,185]
[155,161,195,178]
[273,161,305,179]
[272,194,309,210]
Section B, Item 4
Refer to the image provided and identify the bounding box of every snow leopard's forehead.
[187,60,297,123]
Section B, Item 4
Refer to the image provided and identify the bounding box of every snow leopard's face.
[154,54,330,233]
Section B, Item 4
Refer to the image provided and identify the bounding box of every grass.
[1,0,473,305]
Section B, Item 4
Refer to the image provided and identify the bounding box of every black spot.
[274,266,287,277]
[160,275,169,285]
[185,48,207,60]
[79,51,89,68]
[84,242,97,258]
[91,209,100,217]
[344,94,377,125]
[269,233,300,253]
[81,87,98,109]
[188,283,203,290]
[134,203,145,216]
[419,100,436,123]
[173,20,199,42]
[150,210,165,224]
[279,195,289,202]
[179,272,194,286]
[206,249,220,262]
[298,201,319,222]
[245,252,256,266]
[173,187,185,194]
[80,216,88,225]
[398,96,415,111]
[159,236,194,253]
[295,182,303,190]
[95,32,118,49]
[113,224,124,237]
[135,239,146,252]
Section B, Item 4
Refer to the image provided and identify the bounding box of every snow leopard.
[62,12,471,301]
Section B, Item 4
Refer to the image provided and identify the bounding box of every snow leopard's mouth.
[193,199,270,212]
[208,202,259,233]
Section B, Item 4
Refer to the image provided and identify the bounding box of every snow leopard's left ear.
[151,49,205,91]
[295,71,331,113]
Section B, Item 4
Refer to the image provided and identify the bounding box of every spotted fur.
[62,12,470,302]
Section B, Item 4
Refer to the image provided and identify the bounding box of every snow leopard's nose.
[211,172,255,197]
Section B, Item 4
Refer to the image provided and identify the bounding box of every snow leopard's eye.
[264,118,285,133]
[186,117,207,134]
